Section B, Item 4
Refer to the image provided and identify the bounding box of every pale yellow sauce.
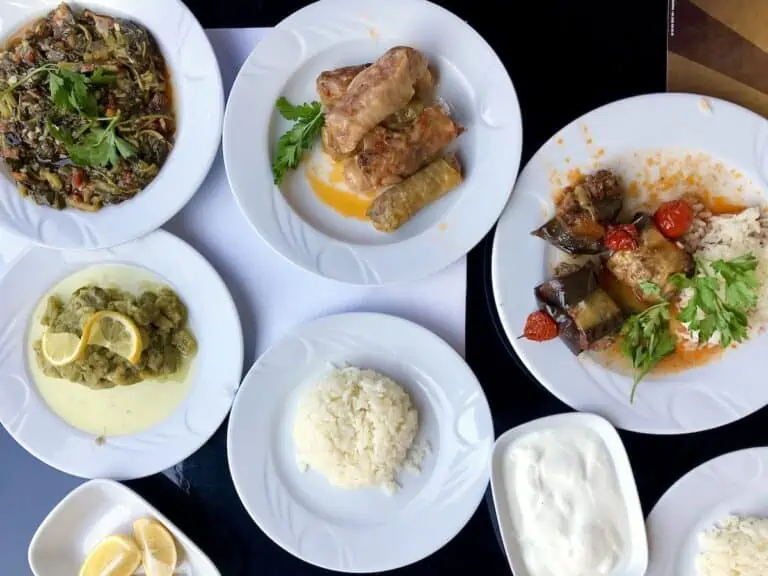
[27,264,194,437]
[305,160,373,220]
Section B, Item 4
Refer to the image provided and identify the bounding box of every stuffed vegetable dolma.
[606,213,693,303]
[343,105,463,192]
[323,46,432,155]
[535,265,624,354]
[532,170,625,254]
[367,153,462,232]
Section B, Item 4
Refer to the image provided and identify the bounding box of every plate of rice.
[646,447,768,575]
[226,312,493,573]
[492,93,768,434]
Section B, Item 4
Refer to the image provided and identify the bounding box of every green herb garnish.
[61,113,136,168]
[620,301,677,403]
[639,281,662,297]
[670,254,759,348]
[272,97,324,185]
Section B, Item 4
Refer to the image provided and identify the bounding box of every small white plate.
[223,0,522,284]
[28,479,220,576]
[492,93,768,434]
[490,413,648,576]
[0,230,243,479]
[646,447,768,576]
[0,0,223,250]
[227,312,494,573]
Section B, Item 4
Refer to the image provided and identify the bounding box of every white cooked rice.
[677,207,768,344]
[292,366,424,494]
[697,515,768,575]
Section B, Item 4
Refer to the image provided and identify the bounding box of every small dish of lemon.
[28,479,220,576]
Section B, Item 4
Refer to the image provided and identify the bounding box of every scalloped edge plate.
[0,229,243,479]
[646,447,768,575]
[223,0,522,285]
[492,93,768,434]
[226,312,493,572]
[28,479,220,575]
[0,0,223,250]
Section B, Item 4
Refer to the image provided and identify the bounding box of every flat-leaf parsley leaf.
[272,97,324,185]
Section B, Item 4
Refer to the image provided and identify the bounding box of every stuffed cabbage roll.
[316,64,370,108]
[535,265,624,354]
[324,46,431,155]
[344,105,463,192]
[367,153,462,232]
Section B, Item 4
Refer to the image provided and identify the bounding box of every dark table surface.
[10,1,768,575]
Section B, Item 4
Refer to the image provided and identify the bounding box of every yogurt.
[501,426,630,576]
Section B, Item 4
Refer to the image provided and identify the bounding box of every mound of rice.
[678,205,768,344]
[697,515,768,575]
[293,366,425,494]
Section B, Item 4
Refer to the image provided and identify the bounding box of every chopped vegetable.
[272,97,325,185]
[653,199,694,239]
[620,301,676,402]
[0,4,174,210]
[605,223,639,251]
[670,254,760,348]
[522,310,559,342]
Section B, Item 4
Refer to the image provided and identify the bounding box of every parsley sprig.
[3,63,129,167]
[670,254,759,348]
[620,281,677,403]
[50,113,136,168]
[272,97,324,185]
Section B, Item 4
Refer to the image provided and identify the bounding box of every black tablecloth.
[123,1,768,574]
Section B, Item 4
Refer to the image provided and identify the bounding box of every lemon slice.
[133,518,178,576]
[41,331,88,367]
[85,311,143,365]
[79,534,141,576]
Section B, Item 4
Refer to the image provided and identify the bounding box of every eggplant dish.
[532,170,624,254]
[535,265,624,354]
[0,3,175,211]
[520,168,745,400]
[272,45,464,233]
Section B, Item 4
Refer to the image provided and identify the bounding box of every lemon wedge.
[133,517,178,576]
[40,331,88,367]
[79,534,141,576]
[85,311,143,365]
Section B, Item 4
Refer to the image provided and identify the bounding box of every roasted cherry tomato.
[653,199,694,239]
[605,223,639,251]
[522,310,558,342]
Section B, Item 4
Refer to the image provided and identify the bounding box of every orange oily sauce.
[305,161,373,221]
[597,318,723,376]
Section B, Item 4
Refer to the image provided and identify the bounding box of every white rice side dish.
[293,366,425,494]
[678,207,768,345]
[697,515,768,575]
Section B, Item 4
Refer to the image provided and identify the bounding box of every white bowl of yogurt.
[490,412,648,576]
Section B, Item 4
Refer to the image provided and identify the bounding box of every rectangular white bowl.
[490,412,648,576]
[28,479,220,576]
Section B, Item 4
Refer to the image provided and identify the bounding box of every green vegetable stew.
[0,3,175,211]
[34,285,197,390]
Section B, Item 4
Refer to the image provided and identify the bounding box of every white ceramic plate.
[490,413,648,576]
[28,479,220,576]
[223,0,522,284]
[0,0,223,250]
[0,230,243,479]
[492,93,768,434]
[646,447,768,576]
[227,312,494,572]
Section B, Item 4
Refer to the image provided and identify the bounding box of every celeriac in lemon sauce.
[27,265,194,437]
